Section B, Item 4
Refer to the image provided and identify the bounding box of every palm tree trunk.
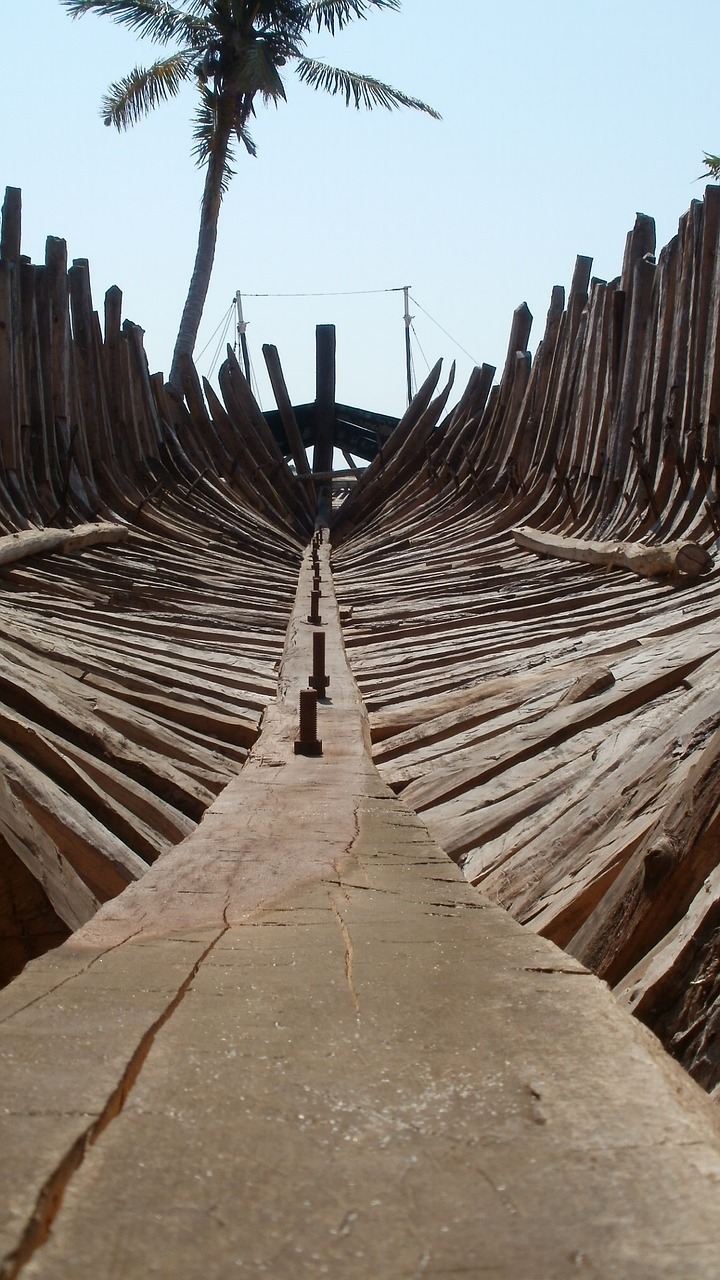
[169,103,234,389]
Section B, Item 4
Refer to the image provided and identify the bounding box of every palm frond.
[236,121,258,157]
[304,0,400,36]
[61,1,209,49]
[102,51,196,128]
[191,86,236,191]
[701,153,720,181]
[251,1,308,36]
[191,84,216,164]
[296,57,441,117]
[234,40,288,102]
[249,7,308,57]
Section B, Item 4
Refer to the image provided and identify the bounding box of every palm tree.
[62,1,440,387]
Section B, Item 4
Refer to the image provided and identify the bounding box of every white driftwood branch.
[511,526,713,579]
[0,523,128,568]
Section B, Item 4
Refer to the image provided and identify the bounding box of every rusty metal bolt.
[308,589,322,625]
[309,630,329,697]
[294,688,322,756]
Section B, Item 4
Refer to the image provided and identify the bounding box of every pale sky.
[2,1,718,416]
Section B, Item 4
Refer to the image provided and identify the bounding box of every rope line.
[240,286,406,299]
[206,306,235,380]
[410,321,432,377]
[246,346,260,400]
[199,290,481,391]
[409,295,480,366]
[196,301,235,363]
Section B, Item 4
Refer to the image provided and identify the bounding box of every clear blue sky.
[1,1,718,416]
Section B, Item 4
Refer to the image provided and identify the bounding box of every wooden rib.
[4,181,720,1101]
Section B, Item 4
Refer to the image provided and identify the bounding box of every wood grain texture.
[3,182,720,1099]
[330,187,720,1094]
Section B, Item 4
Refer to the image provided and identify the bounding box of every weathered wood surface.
[335,509,720,1095]
[0,521,128,566]
[330,188,720,1097]
[0,516,300,985]
[2,543,720,1280]
[0,190,308,985]
[512,524,713,578]
[3,181,720,1103]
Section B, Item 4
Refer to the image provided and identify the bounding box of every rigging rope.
[247,347,260,401]
[409,295,480,366]
[409,321,432,377]
[240,288,480,365]
[196,300,235,364]
[242,286,406,298]
[206,305,235,380]
[198,288,481,395]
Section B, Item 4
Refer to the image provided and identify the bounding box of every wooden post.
[263,343,316,508]
[0,260,19,472]
[313,324,336,527]
[45,236,72,462]
[0,187,21,264]
[68,259,104,473]
[403,285,413,407]
[498,302,533,409]
[103,285,125,432]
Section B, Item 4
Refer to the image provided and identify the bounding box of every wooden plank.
[568,722,720,982]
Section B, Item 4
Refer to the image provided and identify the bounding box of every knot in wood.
[643,836,677,889]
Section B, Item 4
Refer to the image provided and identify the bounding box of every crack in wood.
[329,893,360,1016]
[0,929,144,1027]
[0,925,228,1280]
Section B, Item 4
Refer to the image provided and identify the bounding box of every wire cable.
[409,321,432,377]
[247,347,260,401]
[196,300,235,364]
[206,306,235,381]
[409,295,480,366]
[241,286,406,299]
[408,338,417,402]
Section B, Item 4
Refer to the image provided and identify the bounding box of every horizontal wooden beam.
[511,526,713,579]
[0,522,128,567]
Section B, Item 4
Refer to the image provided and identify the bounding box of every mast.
[403,285,414,407]
[235,290,251,384]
